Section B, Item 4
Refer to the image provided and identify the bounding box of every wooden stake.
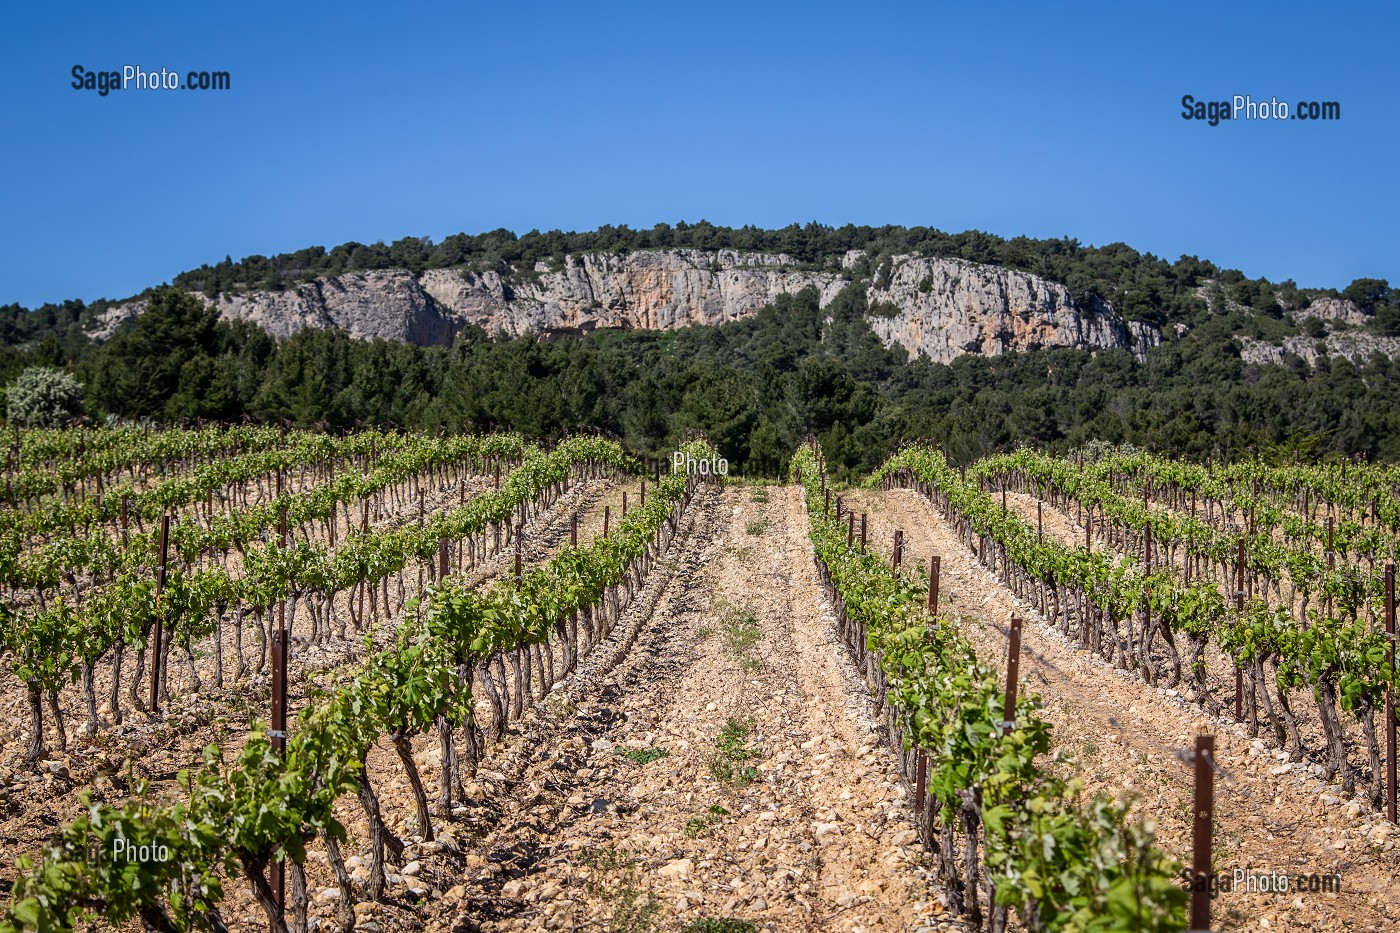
[514,530,523,589]
[1189,735,1215,932]
[269,624,289,917]
[148,514,171,715]
[1387,561,1396,824]
[1235,539,1245,722]
[1002,617,1023,735]
[927,556,940,615]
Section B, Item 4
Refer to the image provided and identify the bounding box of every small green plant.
[610,885,661,933]
[749,488,769,503]
[709,718,762,785]
[722,613,762,656]
[616,746,670,765]
[707,756,760,786]
[682,920,758,933]
[579,846,661,933]
[716,717,755,754]
[684,803,729,837]
[745,518,769,536]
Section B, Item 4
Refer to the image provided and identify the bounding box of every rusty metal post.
[640,481,645,506]
[860,513,867,551]
[927,556,940,615]
[438,537,449,581]
[893,529,903,571]
[148,514,171,715]
[1085,504,1092,552]
[1190,734,1215,932]
[622,490,628,518]
[570,512,578,547]
[1037,500,1043,542]
[603,505,610,538]
[1002,616,1023,735]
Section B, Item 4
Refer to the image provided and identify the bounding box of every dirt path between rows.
[844,486,1400,933]
[427,484,959,933]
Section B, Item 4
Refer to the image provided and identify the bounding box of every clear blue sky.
[2,1,1396,308]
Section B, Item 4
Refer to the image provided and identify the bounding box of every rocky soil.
[416,484,958,932]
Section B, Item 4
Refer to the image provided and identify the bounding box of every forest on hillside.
[2,284,1399,478]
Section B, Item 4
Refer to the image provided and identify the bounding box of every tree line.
[4,285,1400,480]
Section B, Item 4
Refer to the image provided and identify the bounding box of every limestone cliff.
[93,249,1161,362]
[864,256,1159,362]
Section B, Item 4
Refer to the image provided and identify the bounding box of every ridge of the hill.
[92,249,1164,364]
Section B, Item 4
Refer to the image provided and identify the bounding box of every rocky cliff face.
[93,249,1160,362]
[864,256,1159,362]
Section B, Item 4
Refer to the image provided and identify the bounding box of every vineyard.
[0,427,1395,932]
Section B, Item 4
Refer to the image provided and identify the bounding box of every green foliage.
[8,261,1400,470]
[721,614,762,658]
[0,434,713,933]
[708,717,762,785]
[794,443,1187,931]
[5,367,83,427]
[681,920,757,933]
[615,746,670,765]
[683,804,729,838]
[85,287,231,420]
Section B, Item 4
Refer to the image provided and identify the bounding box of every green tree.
[85,287,222,419]
[5,366,84,426]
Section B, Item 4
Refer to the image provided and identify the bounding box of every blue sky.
[2,1,1396,308]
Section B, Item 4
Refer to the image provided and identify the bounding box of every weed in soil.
[616,746,670,765]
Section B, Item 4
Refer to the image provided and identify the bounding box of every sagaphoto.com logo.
[71,64,230,97]
[1181,94,1339,126]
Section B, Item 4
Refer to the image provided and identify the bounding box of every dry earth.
[425,484,961,933]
